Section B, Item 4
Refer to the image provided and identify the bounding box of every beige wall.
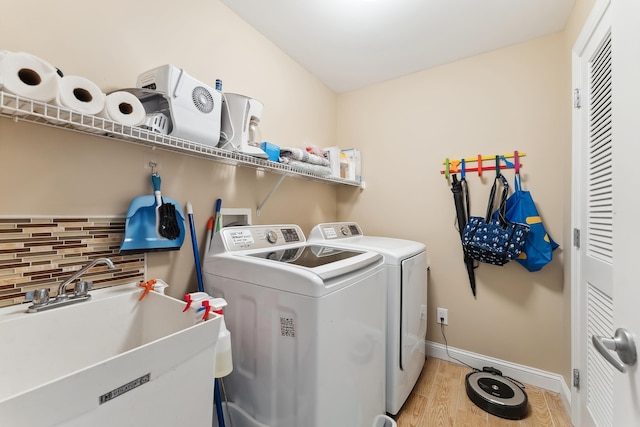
[0,0,339,298]
[337,0,595,383]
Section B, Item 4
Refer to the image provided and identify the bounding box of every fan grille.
[192,86,214,113]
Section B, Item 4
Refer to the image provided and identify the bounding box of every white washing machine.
[308,222,428,415]
[203,224,387,427]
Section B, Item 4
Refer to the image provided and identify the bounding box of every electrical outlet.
[437,307,448,325]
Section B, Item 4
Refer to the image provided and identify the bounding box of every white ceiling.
[222,0,576,93]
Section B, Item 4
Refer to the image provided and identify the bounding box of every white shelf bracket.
[257,173,289,216]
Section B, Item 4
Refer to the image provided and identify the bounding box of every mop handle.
[186,203,205,293]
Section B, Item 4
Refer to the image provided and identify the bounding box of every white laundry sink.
[0,282,221,427]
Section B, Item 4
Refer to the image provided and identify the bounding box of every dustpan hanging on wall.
[120,172,186,254]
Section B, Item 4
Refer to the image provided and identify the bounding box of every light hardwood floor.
[393,357,573,427]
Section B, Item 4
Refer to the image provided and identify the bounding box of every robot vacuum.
[465,370,528,420]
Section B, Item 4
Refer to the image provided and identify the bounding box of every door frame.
[570,0,611,424]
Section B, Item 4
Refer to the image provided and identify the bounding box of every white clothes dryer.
[308,222,428,415]
[203,224,387,427]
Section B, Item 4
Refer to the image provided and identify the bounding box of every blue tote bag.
[498,175,559,272]
[463,175,530,266]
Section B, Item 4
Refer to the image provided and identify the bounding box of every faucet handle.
[32,288,50,306]
[74,281,93,297]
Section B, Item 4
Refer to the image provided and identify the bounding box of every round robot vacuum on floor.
[465,371,528,420]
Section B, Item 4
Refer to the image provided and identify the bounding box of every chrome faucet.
[28,257,116,313]
[56,257,116,299]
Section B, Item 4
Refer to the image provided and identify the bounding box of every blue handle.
[187,212,205,293]
[213,198,223,233]
[151,174,161,192]
[214,379,226,427]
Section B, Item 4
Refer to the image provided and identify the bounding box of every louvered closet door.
[574,1,640,425]
[574,2,613,426]
[584,21,614,427]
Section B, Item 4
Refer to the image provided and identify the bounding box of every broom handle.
[186,202,205,293]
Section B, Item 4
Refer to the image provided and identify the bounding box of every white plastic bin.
[213,404,397,427]
[372,414,397,427]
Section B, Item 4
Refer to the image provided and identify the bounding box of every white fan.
[137,65,222,147]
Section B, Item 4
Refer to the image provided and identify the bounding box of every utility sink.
[0,282,222,427]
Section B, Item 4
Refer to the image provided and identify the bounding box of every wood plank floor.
[393,357,573,427]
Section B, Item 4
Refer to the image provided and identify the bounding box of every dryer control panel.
[308,222,363,240]
[218,224,305,251]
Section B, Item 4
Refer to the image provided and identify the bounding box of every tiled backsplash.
[0,217,144,308]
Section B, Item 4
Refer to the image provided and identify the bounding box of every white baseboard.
[426,340,572,415]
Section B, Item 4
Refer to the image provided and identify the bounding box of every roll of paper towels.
[0,52,59,102]
[0,50,8,64]
[55,75,105,115]
[99,91,146,126]
[0,51,8,90]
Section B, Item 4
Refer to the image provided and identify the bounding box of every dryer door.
[401,251,428,369]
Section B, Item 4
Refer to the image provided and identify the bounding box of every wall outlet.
[437,307,448,325]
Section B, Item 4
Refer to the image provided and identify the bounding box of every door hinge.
[573,368,580,388]
[573,228,580,248]
[574,88,581,109]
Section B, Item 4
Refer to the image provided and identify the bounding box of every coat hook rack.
[440,151,525,179]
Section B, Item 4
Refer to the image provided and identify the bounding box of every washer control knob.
[340,226,349,236]
[266,230,278,244]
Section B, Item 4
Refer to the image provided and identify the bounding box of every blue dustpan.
[120,174,186,254]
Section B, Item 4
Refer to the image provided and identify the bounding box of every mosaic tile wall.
[0,217,145,308]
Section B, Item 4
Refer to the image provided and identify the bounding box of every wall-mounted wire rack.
[0,91,363,189]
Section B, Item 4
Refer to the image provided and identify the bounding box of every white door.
[572,1,640,426]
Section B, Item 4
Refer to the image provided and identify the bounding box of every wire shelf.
[0,90,363,187]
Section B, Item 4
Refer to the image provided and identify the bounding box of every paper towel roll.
[99,91,146,126]
[0,52,59,102]
[55,75,105,115]
[0,51,7,90]
[0,50,10,69]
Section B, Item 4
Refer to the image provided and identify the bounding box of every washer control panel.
[220,224,304,251]
[265,230,278,244]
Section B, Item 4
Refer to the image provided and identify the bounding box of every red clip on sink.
[138,279,157,301]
